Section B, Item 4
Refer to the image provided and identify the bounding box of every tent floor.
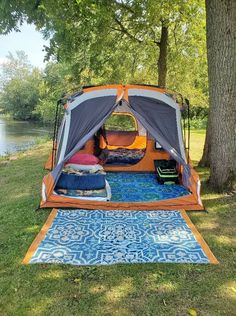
[106,172,190,202]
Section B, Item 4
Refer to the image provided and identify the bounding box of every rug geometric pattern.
[106,172,190,202]
[29,210,212,265]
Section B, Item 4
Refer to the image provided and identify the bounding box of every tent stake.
[34,204,41,212]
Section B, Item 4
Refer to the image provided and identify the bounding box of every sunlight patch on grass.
[190,130,205,162]
[218,281,236,299]
[142,272,178,293]
[36,270,67,281]
[154,281,178,294]
[27,297,55,316]
[23,225,40,233]
[214,235,234,246]
[105,278,133,302]
[202,194,225,200]
[13,192,31,199]
[198,221,219,230]
[89,284,107,294]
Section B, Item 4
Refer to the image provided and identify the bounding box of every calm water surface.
[0,116,51,156]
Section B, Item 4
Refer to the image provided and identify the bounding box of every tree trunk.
[157,25,168,88]
[206,0,236,192]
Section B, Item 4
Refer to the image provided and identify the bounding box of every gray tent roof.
[51,86,190,188]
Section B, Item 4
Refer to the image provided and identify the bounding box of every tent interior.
[42,84,203,211]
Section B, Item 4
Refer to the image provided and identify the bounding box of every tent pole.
[186,99,190,164]
[183,115,186,151]
[51,100,60,170]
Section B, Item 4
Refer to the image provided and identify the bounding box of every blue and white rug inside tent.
[24,209,218,265]
[106,172,190,202]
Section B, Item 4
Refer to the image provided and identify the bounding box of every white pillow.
[65,163,104,172]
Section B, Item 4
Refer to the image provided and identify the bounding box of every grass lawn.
[0,130,235,316]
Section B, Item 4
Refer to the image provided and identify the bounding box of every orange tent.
[42,84,204,211]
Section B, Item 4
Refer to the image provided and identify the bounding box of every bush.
[190,118,207,129]
[190,105,208,120]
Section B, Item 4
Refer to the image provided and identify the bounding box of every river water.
[0,116,51,156]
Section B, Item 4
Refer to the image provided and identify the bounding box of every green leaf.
[188,308,198,316]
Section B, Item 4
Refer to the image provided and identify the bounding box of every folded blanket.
[56,172,106,190]
[106,148,145,165]
[65,163,104,173]
[63,165,106,176]
[55,187,108,198]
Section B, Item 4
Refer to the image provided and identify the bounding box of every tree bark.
[205,0,236,192]
[157,25,168,88]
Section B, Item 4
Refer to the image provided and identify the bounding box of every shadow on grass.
[1,254,235,316]
[0,143,235,315]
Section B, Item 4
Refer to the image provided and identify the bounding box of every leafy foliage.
[0,1,209,123]
[0,52,41,120]
[104,113,137,131]
[0,1,208,104]
[34,62,75,124]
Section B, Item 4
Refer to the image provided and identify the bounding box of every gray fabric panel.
[51,96,117,183]
[129,96,191,186]
[129,96,180,153]
[56,122,65,164]
[65,96,116,155]
[49,94,190,193]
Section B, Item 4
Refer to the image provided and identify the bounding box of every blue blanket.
[56,172,106,190]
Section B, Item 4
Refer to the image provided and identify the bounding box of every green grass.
[0,132,235,316]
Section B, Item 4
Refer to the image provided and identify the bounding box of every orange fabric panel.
[82,84,168,95]
[100,135,146,150]
[43,173,55,197]
[77,139,95,154]
[123,86,129,102]
[125,84,167,94]
[44,142,57,170]
[40,192,203,211]
[44,152,53,170]
[104,131,138,147]
[83,84,123,93]
[188,168,203,206]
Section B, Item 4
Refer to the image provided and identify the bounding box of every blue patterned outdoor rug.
[106,172,190,202]
[23,209,218,265]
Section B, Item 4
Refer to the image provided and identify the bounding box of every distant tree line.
[0,0,209,124]
[0,51,74,122]
[0,0,235,191]
[0,48,209,124]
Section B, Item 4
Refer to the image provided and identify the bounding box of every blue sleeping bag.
[56,172,106,190]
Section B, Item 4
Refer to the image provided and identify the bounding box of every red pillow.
[66,153,99,165]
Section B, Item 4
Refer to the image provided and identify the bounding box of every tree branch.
[154,40,161,47]
[113,16,143,43]
[34,0,41,10]
[111,0,135,14]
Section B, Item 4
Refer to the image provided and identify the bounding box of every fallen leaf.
[188,308,197,316]
[230,287,236,293]
[73,278,81,283]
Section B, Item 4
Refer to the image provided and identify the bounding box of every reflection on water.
[0,116,51,156]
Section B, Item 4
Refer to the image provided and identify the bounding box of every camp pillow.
[66,153,99,165]
[64,163,104,172]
